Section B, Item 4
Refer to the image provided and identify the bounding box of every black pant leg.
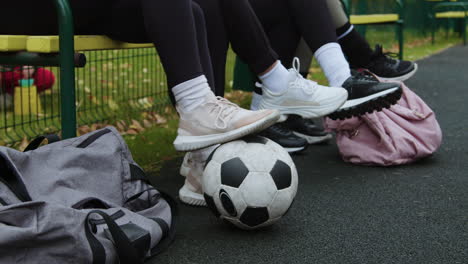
[249,0,301,68]
[105,0,214,89]
[191,0,229,97]
[249,0,338,67]
[286,0,337,53]
[217,0,278,75]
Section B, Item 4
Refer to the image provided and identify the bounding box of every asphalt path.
[147,45,468,264]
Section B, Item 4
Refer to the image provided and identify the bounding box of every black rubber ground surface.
[147,46,468,264]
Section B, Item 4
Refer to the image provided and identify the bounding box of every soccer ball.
[202,135,298,230]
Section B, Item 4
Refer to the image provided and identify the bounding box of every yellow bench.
[434,10,467,18]
[0,35,152,53]
[428,0,468,45]
[0,35,28,52]
[350,14,400,25]
[341,0,404,59]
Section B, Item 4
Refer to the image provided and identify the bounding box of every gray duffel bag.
[0,127,176,264]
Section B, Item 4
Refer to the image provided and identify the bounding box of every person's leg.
[326,0,417,81]
[216,0,348,119]
[191,0,229,97]
[247,1,334,147]
[249,0,403,120]
[102,0,214,91]
[284,0,352,87]
[326,0,373,68]
[249,0,350,87]
[106,0,279,151]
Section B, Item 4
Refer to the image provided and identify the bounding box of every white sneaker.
[174,95,279,151]
[178,146,218,206]
[259,58,348,119]
[179,144,219,178]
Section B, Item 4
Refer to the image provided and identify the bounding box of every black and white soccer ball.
[202,135,298,230]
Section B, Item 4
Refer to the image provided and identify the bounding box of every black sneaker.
[284,115,332,144]
[259,123,308,153]
[360,45,418,82]
[328,70,402,120]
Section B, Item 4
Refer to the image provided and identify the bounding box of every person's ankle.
[172,75,213,113]
[258,61,289,93]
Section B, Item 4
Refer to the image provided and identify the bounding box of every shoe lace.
[352,69,378,82]
[206,96,240,129]
[290,57,317,95]
[372,45,398,66]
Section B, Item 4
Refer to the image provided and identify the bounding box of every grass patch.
[125,115,179,171]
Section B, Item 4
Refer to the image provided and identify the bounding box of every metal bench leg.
[54,0,77,139]
[398,21,404,60]
[463,16,467,45]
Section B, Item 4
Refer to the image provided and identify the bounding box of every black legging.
[0,0,215,90]
[194,0,337,95]
[250,0,338,66]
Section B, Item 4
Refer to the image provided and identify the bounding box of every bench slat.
[26,35,153,53]
[435,11,467,18]
[350,14,400,25]
[0,35,28,52]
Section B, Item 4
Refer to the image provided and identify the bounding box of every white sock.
[258,61,290,93]
[314,43,351,87]
[250,92,262,110]
[172,75,213,112]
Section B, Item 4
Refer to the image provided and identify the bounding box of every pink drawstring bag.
[325,82,442,166]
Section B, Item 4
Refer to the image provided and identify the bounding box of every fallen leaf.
[153,114,167,124]
[126,129,138,135]
[19,137,29,151]
[116,121,126,132]
[130,120,145,132]
[143,119,152,128]
[78,125,91,135]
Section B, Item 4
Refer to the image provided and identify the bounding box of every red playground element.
[1,67,55,94]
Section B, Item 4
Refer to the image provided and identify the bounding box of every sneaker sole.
[284,145,308,154]
[179,185,206,206]
[376,63,418,82]
[328,86,403,120]
[260,92,348,119]
[293,131,333,144]
[174,111,280,152]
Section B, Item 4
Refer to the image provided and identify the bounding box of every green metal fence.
[0,49,236,145]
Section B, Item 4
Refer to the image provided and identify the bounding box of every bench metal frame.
[430,2,468,45]
[0,0,77,139]
[341,0,405,60]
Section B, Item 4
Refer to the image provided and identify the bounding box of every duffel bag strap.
[126,164,178,256]
[0,155,32,202]
[85,210,143,264]
[24,134,60,152]
[150,190,178,256]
